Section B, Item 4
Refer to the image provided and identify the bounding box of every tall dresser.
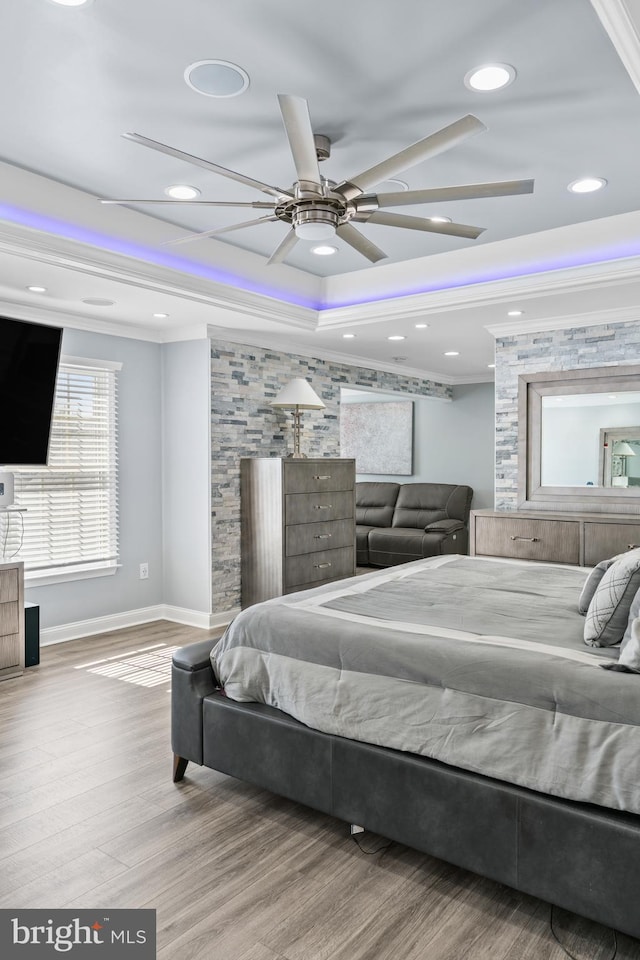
[241,458,356,607]
[0,560,24,680]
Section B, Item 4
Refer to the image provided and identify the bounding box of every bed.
[171,555,640,940]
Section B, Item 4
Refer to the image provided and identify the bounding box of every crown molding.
[0,223,318,331]
[317,254,640,328]
[485,302,640,339]
[591,0,640,96]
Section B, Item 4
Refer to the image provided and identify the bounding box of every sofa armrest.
[424,518,465,534]
[171,638,220,766]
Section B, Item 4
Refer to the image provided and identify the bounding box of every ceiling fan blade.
[98,198,277,208]
[163,215,280,246]
[361,210,484,240]
[336,223,387,263]
[277,94,322,185]
[373,179,535,208]
[267,229,299,265]
[122,132,294,200]
[334,115,487,201]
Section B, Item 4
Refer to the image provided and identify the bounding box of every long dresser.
[240,458,356,607]
[0,560,24,680]
[470,509,640,567]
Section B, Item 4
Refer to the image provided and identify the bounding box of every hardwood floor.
[0,620,638,960]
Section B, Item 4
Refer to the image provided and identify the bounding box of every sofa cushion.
[355,482,400,528]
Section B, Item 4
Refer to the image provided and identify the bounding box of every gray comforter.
[212,556,640,814]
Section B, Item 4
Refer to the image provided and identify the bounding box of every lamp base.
[286,452,307,459]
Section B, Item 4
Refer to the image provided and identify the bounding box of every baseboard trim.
[40,604,240,646]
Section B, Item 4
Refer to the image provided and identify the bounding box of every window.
[6,356,120,584]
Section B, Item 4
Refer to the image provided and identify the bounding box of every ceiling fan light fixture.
[48,0,93,6]
[311,244,338,256]
[184,60,250,98]
[293,207,338,240]
[165,184,201,200]
[465,63,516,92]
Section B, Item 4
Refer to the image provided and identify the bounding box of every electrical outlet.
[139,562,149,580]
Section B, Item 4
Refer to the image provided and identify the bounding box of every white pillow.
[584,548,640,647]
[617,617,640,673]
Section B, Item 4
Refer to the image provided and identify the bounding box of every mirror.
[518,364,640,511]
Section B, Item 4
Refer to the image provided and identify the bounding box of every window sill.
[25,563,121,588]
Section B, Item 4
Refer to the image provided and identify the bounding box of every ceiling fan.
[99,94,534,265]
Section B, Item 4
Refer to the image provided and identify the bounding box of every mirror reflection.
[541,391,640,487]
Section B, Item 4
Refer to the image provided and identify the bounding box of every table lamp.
[270,378,325,458]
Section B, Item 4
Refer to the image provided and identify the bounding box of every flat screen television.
[0,315,63,465]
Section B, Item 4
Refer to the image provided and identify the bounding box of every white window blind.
[7,356,119,575]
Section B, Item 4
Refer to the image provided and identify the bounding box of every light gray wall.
[25,328,164,629]
[161,339,211,615]
[342,382,495,509]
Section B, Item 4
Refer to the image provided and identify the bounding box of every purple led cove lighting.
[2,203,640,312]
[0,204,323,310]
[323,237,640,309]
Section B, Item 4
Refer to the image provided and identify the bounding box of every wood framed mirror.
[518,364,640,513]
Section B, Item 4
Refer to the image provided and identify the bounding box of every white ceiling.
[2,0,640,382]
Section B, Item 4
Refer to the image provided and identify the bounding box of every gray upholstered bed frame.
[172,637,640,941]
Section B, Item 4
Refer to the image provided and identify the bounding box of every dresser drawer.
[0,568,18,604]
[474,516,580,564]
[285,490,354,525]
[0,633,21,671]
[584,522,640,566]
[283,460,354,494]
[285,519,355,557]
[285,546,355,589]
[0,601,19,637]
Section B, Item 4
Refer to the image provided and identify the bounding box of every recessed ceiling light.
[82,298,116,306]
[465,63,516,91]
[153,313,169,319]
[609,395,617,399]
[568,177,607,193]
[165,184,200,200]
[184,60,250,98]
[487,363,496,369]
[415,323,428,329]
[377,179,409,192]
[428,216,452,224]
[507,309,523,316]
[26,285,47,293]
[387,335,406,341]
[311,244,338,256]
[342,333,356,339]
[48,0,93,6]
[444,351,460,357]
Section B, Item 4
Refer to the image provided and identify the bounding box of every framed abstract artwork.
[340,400,413,474]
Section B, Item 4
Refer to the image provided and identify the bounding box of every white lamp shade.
[270,378,325,410]
[613,441,636,457]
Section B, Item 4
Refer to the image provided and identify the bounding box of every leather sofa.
[356,481,473,566]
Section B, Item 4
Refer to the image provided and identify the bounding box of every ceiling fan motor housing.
[293,205,339,239]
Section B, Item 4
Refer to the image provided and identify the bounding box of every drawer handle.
[314,505,332,510]
[314,534,332,540]
[314,562,332,569]
[314,475,332,480]
[510,536,539,543]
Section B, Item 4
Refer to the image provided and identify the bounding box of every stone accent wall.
[495,319,640,509]
[210,338,451,611]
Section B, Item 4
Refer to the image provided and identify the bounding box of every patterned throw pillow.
[578,554,621,614]
[584,548,640,647]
